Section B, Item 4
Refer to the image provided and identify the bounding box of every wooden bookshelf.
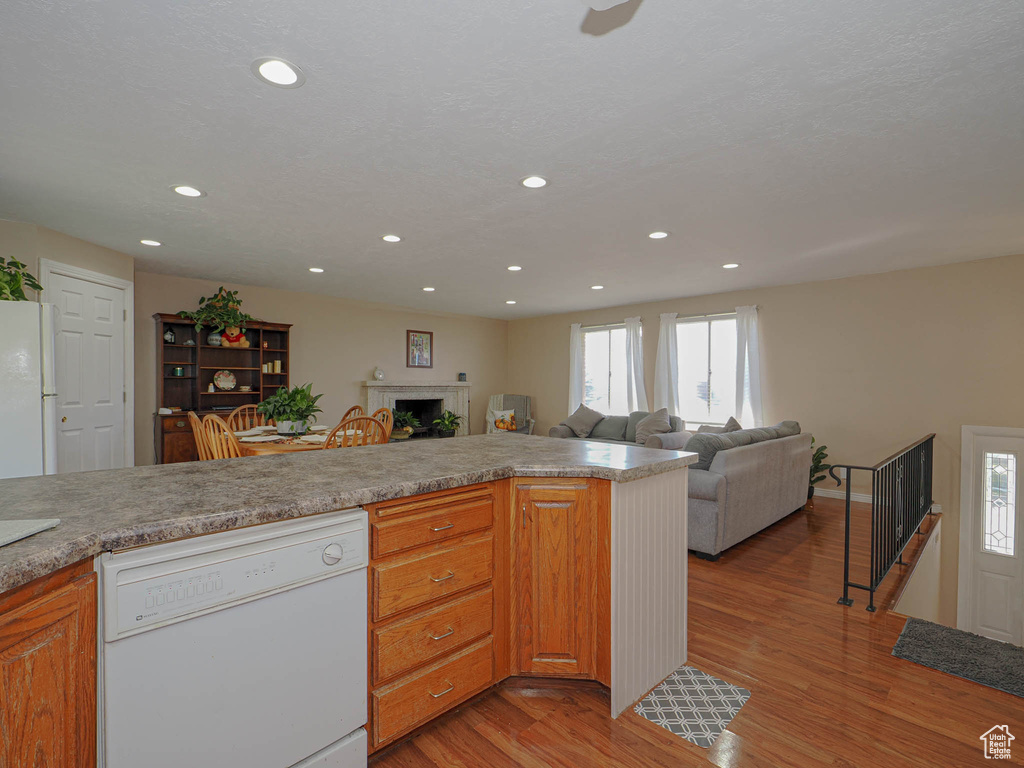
[153,313,292,464]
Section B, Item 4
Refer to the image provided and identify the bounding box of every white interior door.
[48,271,127,473]
[964,435,1023,646]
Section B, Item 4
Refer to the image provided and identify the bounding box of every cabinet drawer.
[373,588,492,684]
[161,415,192,433]
[372,501,492,557]
[373,537,492,620]
[373,637,493,745]
[373,485,492,519]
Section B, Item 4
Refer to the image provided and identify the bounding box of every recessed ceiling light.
[591,285,604,290]
[382,235,401,243]
[172,185,205,198]
[506,300,517,305]
[140,239,161,247]
[648,231,669,239]
[308,267,324,273]
[722,263,740,269]
[423,287,435,292]
[507,265,522,272]
[251,57,306,88]
[521,176,547,189]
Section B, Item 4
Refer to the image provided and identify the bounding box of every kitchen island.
[0,434,695,759]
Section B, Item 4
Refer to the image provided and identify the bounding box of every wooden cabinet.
[0,561,97,768]
[153,313,292,464]
[365,483,507,752]
[513,480,597,677]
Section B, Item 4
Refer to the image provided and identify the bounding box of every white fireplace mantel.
[362,381,471,436]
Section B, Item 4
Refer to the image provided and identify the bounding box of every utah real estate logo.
[980,725,1014,760]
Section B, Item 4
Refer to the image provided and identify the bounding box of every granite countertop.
[0,434,695,593]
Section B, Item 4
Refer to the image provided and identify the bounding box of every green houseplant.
[178,287,256,334]
[809,437,831,500]
[0,258,43,301]
[257,383,323,436]
[391,410,420,440]
[432,409,463,438]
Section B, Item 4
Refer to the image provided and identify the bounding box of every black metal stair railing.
[830,434,935,611]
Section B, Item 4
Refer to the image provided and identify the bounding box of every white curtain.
[568,322,584,414]
[735,305,764,427]
[653,312,680,416]
[623,316,649,412]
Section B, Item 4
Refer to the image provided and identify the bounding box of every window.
[983,451,1016,556]
[675,314,737,425]
[583,325,628,414]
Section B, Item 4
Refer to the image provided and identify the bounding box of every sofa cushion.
[669,415,684,433]
[685,429,758,470]
[635,408,672,445]
[697,416,742,434]
[645,430,694,450]
[590,415,629,441]
[548,425,575,439]
[775,420,801,437]
[561,404,605,437]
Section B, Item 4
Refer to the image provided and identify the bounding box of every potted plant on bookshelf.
[257,383,323,436]
[177,287,256,345]
[391,411,419,440]
[809,437,831,502]
[0,257,43,301]
[432,410,463,438]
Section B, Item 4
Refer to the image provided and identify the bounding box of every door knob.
[61,416,67,423]
[322,542,344,565]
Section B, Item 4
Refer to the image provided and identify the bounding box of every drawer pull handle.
[429,571,455,583]
[176,421,186,428]
[429,681,454,698]
[430,523,455,532]
[429,626,454,641]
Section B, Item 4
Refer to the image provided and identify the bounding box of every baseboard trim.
[811,487,942,515]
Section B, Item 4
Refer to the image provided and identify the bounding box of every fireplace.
[395,398,443,438]
[363,380,471,437]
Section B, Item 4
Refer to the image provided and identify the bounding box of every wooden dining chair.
[341,405,365,422]
[188,411,214,461]
[226,404,272,432]
[322,417,388,449]
[202,414,244,459]
[370,407,393,437]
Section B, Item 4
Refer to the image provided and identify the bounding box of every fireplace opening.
[394,399,444,438]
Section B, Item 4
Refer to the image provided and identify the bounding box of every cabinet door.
[515,483,594,676]
[0,573,97,768]
[163,430,198,464]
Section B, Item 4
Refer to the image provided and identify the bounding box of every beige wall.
[134,272,509,466]
[0,220,135,286]
[508,253,1024,625]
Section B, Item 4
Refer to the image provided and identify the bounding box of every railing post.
[837,470,854,607]
[867,469,877,612]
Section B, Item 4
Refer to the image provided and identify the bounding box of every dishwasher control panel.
[103,509,366,640]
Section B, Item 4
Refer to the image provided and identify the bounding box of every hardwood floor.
[371,497,1021,766]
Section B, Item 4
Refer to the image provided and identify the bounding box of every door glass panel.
[983,451,1016,556]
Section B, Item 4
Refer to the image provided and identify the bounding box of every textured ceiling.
[1,0,1022,318]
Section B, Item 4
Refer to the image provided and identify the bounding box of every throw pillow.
[492,409,517,431]
[561,404,605,438]
[625,411,651,443]
[634,408,672,445]
[697,416,742,434]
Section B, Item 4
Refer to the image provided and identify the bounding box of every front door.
[964,435,1023,646]
[48,271,127,473]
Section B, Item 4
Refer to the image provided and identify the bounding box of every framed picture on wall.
[407,330,433,368]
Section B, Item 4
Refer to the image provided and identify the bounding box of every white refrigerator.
[0,302,58,479]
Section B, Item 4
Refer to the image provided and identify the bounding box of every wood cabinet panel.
[373,536,493,621]
[0,569,96,768]
[372,637,493,744]
[372,501,492,558]
[161,428,198,464]
[371,485,493,519]
[372,588,492,684]
[514,482,595,677]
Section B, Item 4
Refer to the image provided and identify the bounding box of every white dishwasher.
[99,509,368,768]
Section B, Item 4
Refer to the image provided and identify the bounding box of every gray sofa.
[550,415,812,558]
[547,411,687,446]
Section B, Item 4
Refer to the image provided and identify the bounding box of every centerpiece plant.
[391,410,420,440]
[432,410,463,438]
[257,383,323,436]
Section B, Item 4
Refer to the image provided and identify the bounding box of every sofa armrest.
[645,431,692,451]
[688,468,726,503]
[548,425,574,439]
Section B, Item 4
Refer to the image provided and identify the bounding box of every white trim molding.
[38,259,135,469]
[957,424,1024,630]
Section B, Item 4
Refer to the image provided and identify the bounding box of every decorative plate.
[213,370,237,390]
[298,434,327,444]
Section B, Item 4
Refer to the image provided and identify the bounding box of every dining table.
[236,427,365,456]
